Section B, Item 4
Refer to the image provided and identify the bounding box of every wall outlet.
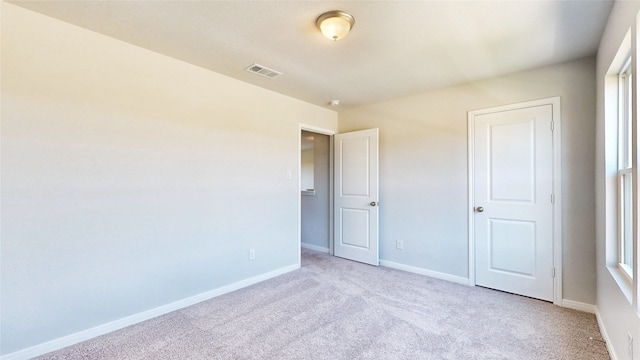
[396,240,403,250]
[249,248,256,260]
[628,332,633,359]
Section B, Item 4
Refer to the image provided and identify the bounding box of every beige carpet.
[36,249,610,359]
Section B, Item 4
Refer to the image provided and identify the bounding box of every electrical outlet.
[396,240,403,250]
[628,332,633,359]
[249,249,256,260]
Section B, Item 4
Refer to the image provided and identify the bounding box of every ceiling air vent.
[245,63,282,79]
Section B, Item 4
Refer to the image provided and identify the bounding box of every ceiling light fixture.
[316,10,355,41]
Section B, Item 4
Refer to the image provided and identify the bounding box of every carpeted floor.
[36,249,610,359]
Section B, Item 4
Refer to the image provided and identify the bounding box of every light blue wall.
[0,4,337,356]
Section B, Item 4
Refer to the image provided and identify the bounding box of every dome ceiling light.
[316,10,355,41]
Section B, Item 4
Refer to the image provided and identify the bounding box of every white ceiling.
[10,0,614,109]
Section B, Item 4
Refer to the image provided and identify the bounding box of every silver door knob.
[476,206,484,213]
[370,201,378,206]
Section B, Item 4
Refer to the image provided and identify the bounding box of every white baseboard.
[561,299,597,314]
[1,263,300,360]
[595,307,618,360]
[379,260,469,285]
[301,243,330,253]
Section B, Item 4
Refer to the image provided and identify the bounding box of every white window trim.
[605,28,635,303]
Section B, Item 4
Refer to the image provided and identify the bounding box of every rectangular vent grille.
[245,63,282,79]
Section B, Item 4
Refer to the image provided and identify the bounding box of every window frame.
[618,56,634,281]
[618,56,634,280]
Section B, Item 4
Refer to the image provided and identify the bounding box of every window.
[605,28,636,301]
[618,56,634,279]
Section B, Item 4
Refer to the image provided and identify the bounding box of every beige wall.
[1,4,337,356]
[595,1,640,359]
[339,57,597,304]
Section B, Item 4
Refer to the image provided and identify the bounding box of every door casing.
[467,97,563,306]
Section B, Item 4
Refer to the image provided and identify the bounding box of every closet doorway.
[300,130,331,254]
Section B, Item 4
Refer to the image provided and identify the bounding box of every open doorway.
[300,130,331,253]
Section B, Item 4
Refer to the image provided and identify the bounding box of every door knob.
[370,201,378,206]
[476,206,484,213]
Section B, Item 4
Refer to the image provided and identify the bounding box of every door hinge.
[552,267,556,278]
[551,193,555,204]
[551,120,554,131]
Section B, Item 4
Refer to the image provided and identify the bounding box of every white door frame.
[467,97,563,306]
[298,124,336,266]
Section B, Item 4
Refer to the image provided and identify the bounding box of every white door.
[473,104,554,301]
[334,129,379,266]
